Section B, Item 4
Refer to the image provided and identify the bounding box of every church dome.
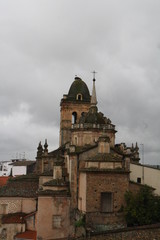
[67,77,90,102]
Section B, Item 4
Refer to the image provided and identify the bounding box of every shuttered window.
[52,215,62,228]
[101,192,113,212]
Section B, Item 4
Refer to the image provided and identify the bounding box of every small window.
[1,228,7,238]
[101,192,113,212]
[52,215,62,229]
[137,177,141,183]
[76,93,82,100]
[1,204,8,215]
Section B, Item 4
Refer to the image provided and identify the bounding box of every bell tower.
[59,76,91,146]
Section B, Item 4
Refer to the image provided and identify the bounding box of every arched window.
[72,112,77,124]
[76,93,82,100]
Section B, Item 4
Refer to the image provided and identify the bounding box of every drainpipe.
[76,153,80,208]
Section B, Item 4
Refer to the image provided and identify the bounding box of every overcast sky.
[0,0,160,164]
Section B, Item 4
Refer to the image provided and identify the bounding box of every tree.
[124,185,160,226]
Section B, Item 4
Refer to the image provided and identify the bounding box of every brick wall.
[85,172,129,228]
[86,172,129,212]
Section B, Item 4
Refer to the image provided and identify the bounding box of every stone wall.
[0,198,36,215]
[84,224,160,240]
[83,172,129,229]
[86,172,129,212]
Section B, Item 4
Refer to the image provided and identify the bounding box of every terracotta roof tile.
[15,230,37,240]
[0,175,39,197]
[2,212,26,224]
[0,177,9,187]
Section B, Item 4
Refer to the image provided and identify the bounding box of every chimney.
[98,136,110,154]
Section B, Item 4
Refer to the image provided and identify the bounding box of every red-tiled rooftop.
[15,230,37,240]
[2,212,26,224]
[0,174,39,197]
[0,176,9,187]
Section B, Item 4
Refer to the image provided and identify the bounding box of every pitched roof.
[15,230,37,240]
[86,153,123,162]
[80,168,129,174]
[43,178,69,186]
[2,212,26,224]
[0,174,39,197]
[75,144,97,154]
[9,161,35,166]
[38,189,70,197]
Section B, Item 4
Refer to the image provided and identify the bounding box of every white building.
[0,160,35,177]
[0,161,13,176]
[11,161,35,177]
[130,163,160,195]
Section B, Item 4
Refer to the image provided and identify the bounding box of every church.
[35,76,140,239]
[0,76,140,240]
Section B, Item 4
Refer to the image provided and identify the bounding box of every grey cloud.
[0,0,160,164]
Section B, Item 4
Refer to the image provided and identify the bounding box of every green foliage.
[124,185,160,226]
[75,215,85,227]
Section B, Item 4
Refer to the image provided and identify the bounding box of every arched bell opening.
[72,112,77,124]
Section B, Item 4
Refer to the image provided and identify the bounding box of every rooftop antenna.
[23,152,25,160]
[140,143,144,184]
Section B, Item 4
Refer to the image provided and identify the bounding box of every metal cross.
[92,71,97,79]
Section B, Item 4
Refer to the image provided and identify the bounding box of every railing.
[71,123,115,130]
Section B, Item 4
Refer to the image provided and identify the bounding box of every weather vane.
[91,71,97,80]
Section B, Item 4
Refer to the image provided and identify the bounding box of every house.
[0,161,13,176]
[0,174,38,240]
[0,160,36,177]
[130,162,160,195]
[10,160,36,177]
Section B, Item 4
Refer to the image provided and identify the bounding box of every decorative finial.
[91,72,98,106]
[37,141,43,156]
[44,139,48,153]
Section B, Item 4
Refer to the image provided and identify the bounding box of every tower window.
[72,112,77,124]
[75,137,78,145]
[77,93,82,100]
